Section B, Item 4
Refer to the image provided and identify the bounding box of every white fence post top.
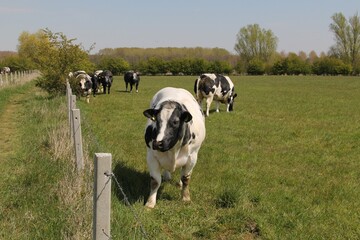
[95,153,112,158]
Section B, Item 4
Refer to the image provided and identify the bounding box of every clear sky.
[1,0,359,55]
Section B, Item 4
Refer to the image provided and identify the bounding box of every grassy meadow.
[1,75,359,239]
[78,75,360,239]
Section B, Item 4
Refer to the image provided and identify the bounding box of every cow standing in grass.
[194,73,237,117]
[98,70,113,94]
[69,71,93,103]
[124,70,140,93]
[143,87,206,208]
[1,67,10,74]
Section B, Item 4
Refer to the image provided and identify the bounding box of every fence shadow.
[112,163,150,205]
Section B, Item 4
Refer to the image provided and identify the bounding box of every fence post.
[71,108,84,171]
[66,82,72,134]
[93,153,112,240]
[70,94,76,141]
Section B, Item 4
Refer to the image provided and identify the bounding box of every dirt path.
[0,92,25,161]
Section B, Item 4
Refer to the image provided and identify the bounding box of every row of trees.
[0,12,359,96]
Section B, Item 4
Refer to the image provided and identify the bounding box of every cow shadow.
[112,163,150,205]
[112,163,171,205]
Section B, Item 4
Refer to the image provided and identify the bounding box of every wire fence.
[67,83,149,240]
[0,70,40,88]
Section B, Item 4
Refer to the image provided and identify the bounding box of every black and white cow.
[69,70,93,103]
[1,67,10,74]
[194,73,237,117]
[124,70,140,93]
[143,87,206,208]
[98,70,113,94]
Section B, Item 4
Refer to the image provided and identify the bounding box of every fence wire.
[80,109,149,240]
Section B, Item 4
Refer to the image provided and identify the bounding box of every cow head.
[144,101,192,152]
[227,91,238,111]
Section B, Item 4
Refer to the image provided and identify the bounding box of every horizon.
[1,0,359,55]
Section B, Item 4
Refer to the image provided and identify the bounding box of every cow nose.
[152,140,163,150]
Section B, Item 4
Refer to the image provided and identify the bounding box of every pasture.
[78,75,360,239]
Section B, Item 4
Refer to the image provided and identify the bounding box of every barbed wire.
[80,108,149,240]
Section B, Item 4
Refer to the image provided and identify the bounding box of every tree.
[234,24,278,69]
[17,29,94,95]
[97,56,130,75]
[329,12,360,72]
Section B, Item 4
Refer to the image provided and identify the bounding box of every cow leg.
[125,82,128,92]
[205,96,213,117]
[216,101,220,112]
[108,86,110,94]
[136,82,139,93]
[146,171,161,208]
[146,156,161,208]
[130,84,133,93]
[103,84,106,94]
[180,154,197,202]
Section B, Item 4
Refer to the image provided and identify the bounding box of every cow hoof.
[182,196,191,202]
[145,202,155,209]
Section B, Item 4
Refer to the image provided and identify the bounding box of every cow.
[143,87,206,208]
[1,67,10,74]
[98,70,113,94]
[69,71,93,103]
[124,70,140,93]
[194,73,237,117]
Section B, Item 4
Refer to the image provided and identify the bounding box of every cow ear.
[181,111,192,122]
[143,109,156,121]
[233,93,238,98]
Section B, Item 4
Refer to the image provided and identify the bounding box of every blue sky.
[1,0,359,55]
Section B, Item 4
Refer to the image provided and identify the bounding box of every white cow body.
[194,73,237,116]
[143,87,206,208]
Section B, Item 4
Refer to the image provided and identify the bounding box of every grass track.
[78,75,360,239]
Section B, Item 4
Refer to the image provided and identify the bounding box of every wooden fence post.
[71,108,84,171]
[93,153,112,240]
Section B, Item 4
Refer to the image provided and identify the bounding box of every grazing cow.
[1,67,10,74]
[194,73,237,117]
[124,70,140,92]
[98,70,113,94]
[69,71,93,103]
[143,87,206,208]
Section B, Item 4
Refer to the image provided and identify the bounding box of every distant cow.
[143,87,206,208]
[69,70,93,103]
[194,73,237,117]
[124,71,140,92]
[98,70,113,94]
[1,67,10,74]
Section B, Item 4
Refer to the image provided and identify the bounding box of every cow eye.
[172,119,179,126]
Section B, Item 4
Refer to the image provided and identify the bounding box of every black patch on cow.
[198,76,215,95]
[192,133,196,139]
[216,75,231,96]
[145,125,156,148]
[182,125,191,147]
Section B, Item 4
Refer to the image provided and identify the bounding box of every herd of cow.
[68,70,140,103]
[70,69,237,208]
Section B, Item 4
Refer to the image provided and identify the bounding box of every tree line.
[0,12,359,95]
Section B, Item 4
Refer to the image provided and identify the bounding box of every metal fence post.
[71,108,84,171]
[93,153,112,240]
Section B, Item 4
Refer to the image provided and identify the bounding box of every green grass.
[1,75,359,239]
[0,82,92,239]
[78,75,360,239]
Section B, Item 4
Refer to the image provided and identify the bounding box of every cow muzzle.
[152,140,163,151]
[152,140,170,152]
